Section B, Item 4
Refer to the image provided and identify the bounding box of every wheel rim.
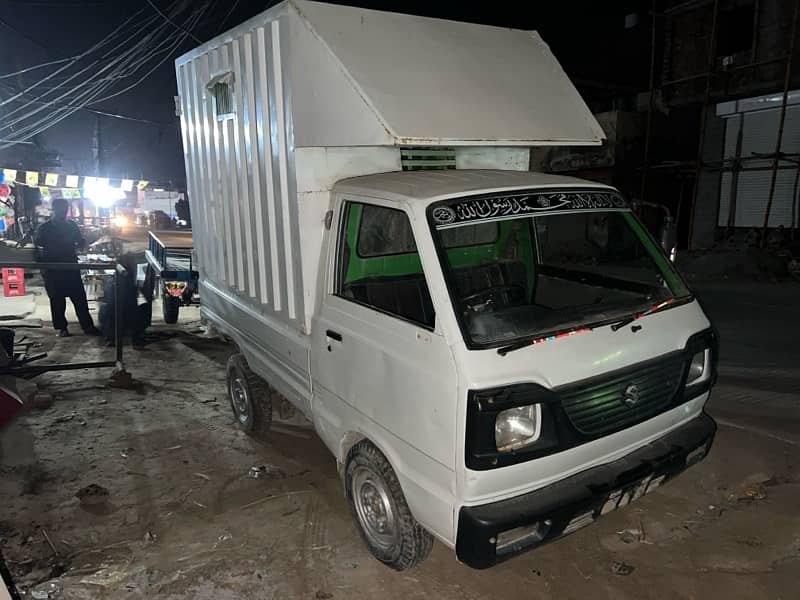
[351,465,398,550]
[229,376,249,424]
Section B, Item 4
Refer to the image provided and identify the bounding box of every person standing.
[34,198,99,337]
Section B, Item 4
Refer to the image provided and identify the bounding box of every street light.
[84,180,125,208]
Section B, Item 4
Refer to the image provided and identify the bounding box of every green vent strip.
[401,146,456,171]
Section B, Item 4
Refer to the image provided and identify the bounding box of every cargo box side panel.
[176,12,305,333]
[176,7,311,402]
[200,280,311,413]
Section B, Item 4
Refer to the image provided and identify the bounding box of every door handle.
[326,330,342,351]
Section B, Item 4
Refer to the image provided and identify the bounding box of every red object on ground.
[0,183,9,198]
[0,385,23,428]
[1,268,24,297]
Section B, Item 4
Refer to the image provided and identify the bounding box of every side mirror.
[659,216,677,263]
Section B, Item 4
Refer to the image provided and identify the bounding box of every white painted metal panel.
[242,31,269,305]
[198,53,223,282]
[291,0,604,146]
[288,4,394,147]
[255,24,281,310]
[188,61,211,282]
[209,47,235,286]
[271,18,297,320]
[232,37,256,297]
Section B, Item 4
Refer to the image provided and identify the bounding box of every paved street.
[699,281,800,446]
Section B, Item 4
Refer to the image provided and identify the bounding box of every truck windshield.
[428,191,691,348]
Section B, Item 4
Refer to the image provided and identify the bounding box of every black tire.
[225,354,272,433]
[162,294,180,324]
[345,441,433,570]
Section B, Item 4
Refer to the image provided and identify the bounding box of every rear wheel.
[162,294,180,324]
[226,354,272,433]
[345,441,433,570]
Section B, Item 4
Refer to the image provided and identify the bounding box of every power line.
[0,6,149,107]
[0,0,212,148]
[0,1,208,147]
[144,0,202,44]
[0,57,77,80]
[0,2,180,125]
[88,107,176,127]
[0,12,161,125]
[0,83,176,127]
[0,15,166,135]
[215,0,242,34]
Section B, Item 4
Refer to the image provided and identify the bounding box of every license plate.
[600,473,666,515]
[563,473,667,534]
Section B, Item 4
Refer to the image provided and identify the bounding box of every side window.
[357,204,418,256]
[336,202,435,328]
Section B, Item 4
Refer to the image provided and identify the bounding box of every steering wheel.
[461,284,525,311]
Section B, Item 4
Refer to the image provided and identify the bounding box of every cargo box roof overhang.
[176,0,606,148]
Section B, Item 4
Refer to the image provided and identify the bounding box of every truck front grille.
[559,354,687,436]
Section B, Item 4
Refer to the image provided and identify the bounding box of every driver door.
[310,198,457,476]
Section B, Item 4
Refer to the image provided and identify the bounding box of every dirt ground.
[1,280,799,599]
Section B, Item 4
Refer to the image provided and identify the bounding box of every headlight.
[686,349,710,386]
[467,385,559,470]
[495,404,541,452]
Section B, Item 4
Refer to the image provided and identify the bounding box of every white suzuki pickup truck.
[176,0,717,570]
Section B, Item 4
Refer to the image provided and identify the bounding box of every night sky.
[0,0,648,186]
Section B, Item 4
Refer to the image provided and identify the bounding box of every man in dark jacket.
[34,198,99,337]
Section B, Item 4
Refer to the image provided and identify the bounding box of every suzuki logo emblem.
[622,383,640,407]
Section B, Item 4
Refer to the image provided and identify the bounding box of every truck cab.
[304,170,716,569]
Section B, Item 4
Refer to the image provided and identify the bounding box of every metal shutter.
[719,106,800,227]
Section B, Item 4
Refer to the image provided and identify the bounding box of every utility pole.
[87,114,104,225]
[91,114,103,177]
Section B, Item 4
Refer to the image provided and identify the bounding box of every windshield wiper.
[497,297,680,355]
[610,315,636,332]
[497,325,593,356]
[610,297,676,332]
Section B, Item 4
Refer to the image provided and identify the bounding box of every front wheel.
[345,441,433,570]
[162,295,180,324]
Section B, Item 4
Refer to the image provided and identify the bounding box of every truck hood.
[456,299,711,391]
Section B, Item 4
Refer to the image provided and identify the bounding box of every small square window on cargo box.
[208,72,234,120]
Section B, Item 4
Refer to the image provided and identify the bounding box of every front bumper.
[456,413,716,569]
